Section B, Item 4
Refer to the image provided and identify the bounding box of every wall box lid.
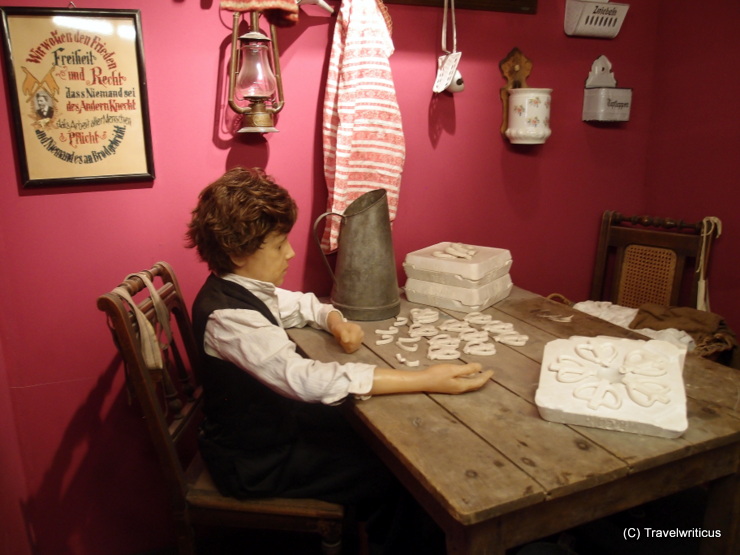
[582,88,632,121]
[565,0,630,39]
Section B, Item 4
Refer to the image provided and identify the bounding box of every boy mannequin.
[186,167,492,551]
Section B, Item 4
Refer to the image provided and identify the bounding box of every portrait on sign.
[1,7,154,187]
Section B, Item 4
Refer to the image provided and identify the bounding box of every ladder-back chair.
[97,261,345,555]
[590,211,720,309]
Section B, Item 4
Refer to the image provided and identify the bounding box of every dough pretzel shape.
[438,319,472,333]
[494,332,529,346]
[549,355,599,383]
[410,308,440,324]
[427,346,462,360]
[409,323,439,337]
[483,321,515,334]
[622,374,672,407]
[463,341,497,356]
[573,379,622,410]
[464,312,494,326]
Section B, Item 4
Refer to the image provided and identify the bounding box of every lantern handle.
[297,0,334,14]
[268,22,284,114]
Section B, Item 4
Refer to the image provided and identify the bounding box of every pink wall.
[0,1,736,554]
[644,2,740,321]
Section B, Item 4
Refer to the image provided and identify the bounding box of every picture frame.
[0,7,154,188]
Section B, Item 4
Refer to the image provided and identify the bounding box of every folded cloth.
[221,0,299,27]
[573,300,694,350]
[629,303,737,359]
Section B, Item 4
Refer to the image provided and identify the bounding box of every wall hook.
[498,47,531,134]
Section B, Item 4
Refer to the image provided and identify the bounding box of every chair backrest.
[590,211,718,309]
[97,261,201,514]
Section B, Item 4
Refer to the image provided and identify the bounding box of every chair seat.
[185,454,345,519]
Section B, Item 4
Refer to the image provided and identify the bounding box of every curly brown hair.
[186,167,297,275]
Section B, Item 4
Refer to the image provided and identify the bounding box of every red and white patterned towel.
[320,0,405,252]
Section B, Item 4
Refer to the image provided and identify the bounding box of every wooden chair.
[97,261,345,555]
[590,211,720,309]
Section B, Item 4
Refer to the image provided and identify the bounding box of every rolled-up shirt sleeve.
[275,288,336,331]
[203,307,375,405]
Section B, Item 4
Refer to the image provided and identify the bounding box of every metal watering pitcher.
[313,189,400,321]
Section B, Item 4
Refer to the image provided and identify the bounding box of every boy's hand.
[332,320,364,353]
[327,311,364,353]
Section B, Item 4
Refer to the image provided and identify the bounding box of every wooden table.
[288,287,739,554]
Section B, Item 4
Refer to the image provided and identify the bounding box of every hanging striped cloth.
[320,0,405,252]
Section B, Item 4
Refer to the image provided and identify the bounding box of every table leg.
[445,519,506,555]
[701,471,739,555]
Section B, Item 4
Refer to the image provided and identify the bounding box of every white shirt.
[203,273,376,405]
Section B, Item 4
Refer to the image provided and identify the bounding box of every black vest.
[192,274,304,453]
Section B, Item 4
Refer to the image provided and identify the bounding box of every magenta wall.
[644,3,740,319]
[0,1,737,554]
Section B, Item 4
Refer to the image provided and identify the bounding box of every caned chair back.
[590,211,719,309]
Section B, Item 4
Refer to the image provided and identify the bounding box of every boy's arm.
[370,364,493,395]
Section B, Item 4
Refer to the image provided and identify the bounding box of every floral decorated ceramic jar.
[506,88,552,144]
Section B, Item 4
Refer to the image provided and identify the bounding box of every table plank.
[350,392,545,526]
[432,381,628,500]
[495,287,646,341]
[288,326,388,366]
[497,442,740,551]
[682,354,740,414]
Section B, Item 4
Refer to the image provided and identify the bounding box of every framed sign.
[1,7,154,187]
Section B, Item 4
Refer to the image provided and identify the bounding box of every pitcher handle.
[312,211,344,284]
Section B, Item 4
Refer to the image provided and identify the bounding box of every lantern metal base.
[237,102,279,133]
[238,125,279,133]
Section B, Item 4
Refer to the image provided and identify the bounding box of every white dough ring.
[459,329,489,343]
[395,352,420,367]
[397,336,421,343]
[438,319,472,333]
[622,375,671,407]
[408,323,439,337]
[444,247,472,259]
[463,341,497,356]
[394,316,409,327]
[495,333,529,346]
[396,340,419,352]
[574,379,622,410]
[483,321,515,334]
[410,308,440,324]
[375,335,394,345]
[464,312,494,325]
[428,334,461,348]
[445,242,476,259]
[428,346,461,360]
[375,326,399,335]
